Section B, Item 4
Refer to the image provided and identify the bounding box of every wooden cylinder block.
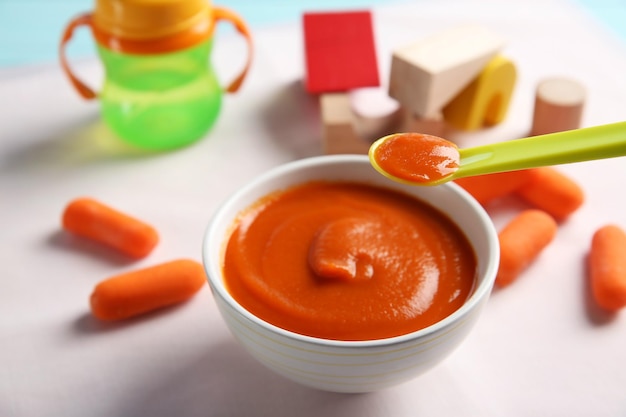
[531,77,586,136]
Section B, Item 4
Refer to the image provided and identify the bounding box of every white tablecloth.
[1,0,626,415]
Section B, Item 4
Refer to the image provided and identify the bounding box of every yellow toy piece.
[442,55,517,131]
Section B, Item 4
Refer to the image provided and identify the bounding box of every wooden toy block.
[531,77,585,136]
[353,108,403,144]
[320,93,370,155]
[350,88,403,143]
[442,55,517,131]
[389,24,505,117]
[303,11,380,94]
[403,110,446,138]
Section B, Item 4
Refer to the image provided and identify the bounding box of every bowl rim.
[202,154,499,348]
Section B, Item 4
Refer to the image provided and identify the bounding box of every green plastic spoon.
[369,121,626,186]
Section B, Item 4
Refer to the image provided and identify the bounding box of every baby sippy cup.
[60,0,253,151]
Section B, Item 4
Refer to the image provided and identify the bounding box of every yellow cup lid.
[93,0,212,41]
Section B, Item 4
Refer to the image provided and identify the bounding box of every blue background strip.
[0,0,624,68]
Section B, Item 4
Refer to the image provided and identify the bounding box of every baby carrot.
[496,209,558,287]
[62,197,159,259]
[454,170,534,206]
[90,259,206,321]
[589,225,626,311]
[515,167,584,221]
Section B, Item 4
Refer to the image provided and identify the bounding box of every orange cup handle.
[213,7,253,94]
[60,13,97,100]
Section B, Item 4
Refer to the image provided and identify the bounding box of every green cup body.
[98,39,222,150]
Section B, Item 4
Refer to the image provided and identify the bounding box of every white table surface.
[2,0,626,416]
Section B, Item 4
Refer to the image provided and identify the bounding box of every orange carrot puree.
[222,181,476,341]
[372,133,460,184]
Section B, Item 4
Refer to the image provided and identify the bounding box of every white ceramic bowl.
[202,154,499,393]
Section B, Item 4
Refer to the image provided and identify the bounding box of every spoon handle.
[456,121,626,179]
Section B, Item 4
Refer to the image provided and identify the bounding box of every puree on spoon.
[370,122,626,186]
[370,133,460,185]
[222,181,477,341]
